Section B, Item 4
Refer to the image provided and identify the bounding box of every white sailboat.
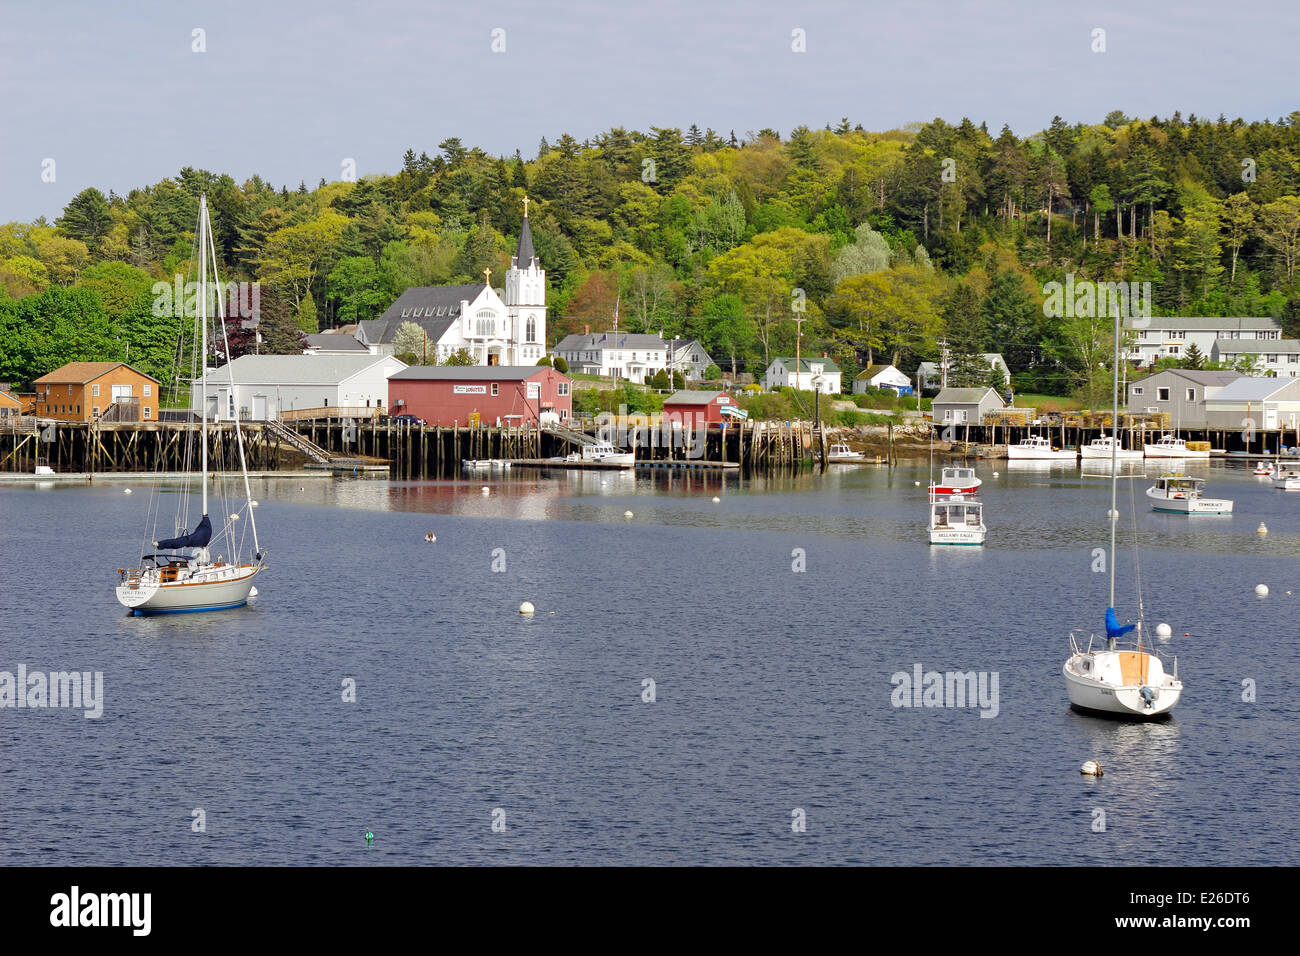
[116,195,266,614]
[1063,307,1183,718]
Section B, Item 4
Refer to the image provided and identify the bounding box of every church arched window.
[526,316,537,343]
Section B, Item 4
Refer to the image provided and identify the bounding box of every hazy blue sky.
[2,0,1296,222]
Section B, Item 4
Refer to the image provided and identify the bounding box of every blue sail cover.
[155,514,212,551]
[1106,607,1136,639]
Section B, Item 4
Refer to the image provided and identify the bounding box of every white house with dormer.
[552,331,669,383]
[763,356,842,393]
[356,200,547,366]
[1128,316,1284,366]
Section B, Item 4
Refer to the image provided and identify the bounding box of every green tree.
[326,256,387,324]
[552,355,568,373]
[1259,196,1300,289]
[57,188,113,251]
[296,292,318,333]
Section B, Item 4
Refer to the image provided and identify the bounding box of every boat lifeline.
[1062,304,1182,718]
[116,195,265,614]
[1147,473,1233,514]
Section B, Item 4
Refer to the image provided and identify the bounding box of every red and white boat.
[929,465,981,496]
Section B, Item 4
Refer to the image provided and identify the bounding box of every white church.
[356,198,547,366]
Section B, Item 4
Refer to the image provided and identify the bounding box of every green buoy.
[365,830,374,846]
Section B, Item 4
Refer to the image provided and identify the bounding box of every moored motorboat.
[1006,435,1076,460]
[1081,435,1143,460]
[551,441,635,467]
[827,441,865,462]
[1147,473,1233,514]
[1253,460,1275,476]
[928,491,986,545]
[1272,463,1300,490]
[929,465,981,496]
[1144,433,1210,459]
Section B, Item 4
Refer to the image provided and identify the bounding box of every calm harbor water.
[1,460,1298,865]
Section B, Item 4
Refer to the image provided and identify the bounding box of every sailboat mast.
[1109,302,1120,612]
[203,199,261,557]
[199,195,209,519]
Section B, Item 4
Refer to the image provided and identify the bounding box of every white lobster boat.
[1272,464,1300,490]
[827,441,865,462]
[929,465,981,496]
[116,195,265,615]
[555,441,635,467]
[1144,433,1210,459]
[1081,435,1143,460]
[1007,435,1076,460]
[928,491,986,545]
[1147,473,1233,514]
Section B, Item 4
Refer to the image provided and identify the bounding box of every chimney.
[584,324,589,335]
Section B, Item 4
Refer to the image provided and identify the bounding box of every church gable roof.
[362,284,500,344]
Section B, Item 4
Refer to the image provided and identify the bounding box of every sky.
[1,0,1297,223]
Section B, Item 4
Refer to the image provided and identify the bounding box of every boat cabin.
[931,496,983,528]
[1151,474,1204,497]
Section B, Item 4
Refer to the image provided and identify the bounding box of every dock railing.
[279,406,385,423]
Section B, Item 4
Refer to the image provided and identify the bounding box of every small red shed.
[661,390,736,426]
[387,365,573,427]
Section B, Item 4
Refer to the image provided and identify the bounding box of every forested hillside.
[3,110,1299,397]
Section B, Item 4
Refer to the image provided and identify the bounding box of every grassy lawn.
[1013,393,1085,412]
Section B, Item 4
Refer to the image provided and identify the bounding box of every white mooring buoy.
[123,488,132,495]
[519,601,535,615]
[624,510,634,518]
[1107,508,1120,519]
[712,496,720,503]
[992,471,1000,478]
[481,486,490,496]
[1256,584,1269,597]
[914,481,921,487]
[1258,522,1268,534]
[1155,622,1172,639]
[1081,760,1103,777]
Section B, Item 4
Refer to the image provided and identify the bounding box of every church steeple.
[513,195,535,268]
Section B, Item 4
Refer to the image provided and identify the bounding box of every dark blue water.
[2,460,1297,864]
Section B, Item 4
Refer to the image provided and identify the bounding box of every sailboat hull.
[117,565,260,615]
[1062,660,1181,717]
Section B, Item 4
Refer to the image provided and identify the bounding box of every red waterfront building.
[387,365,573,426]
[661,390,737,426]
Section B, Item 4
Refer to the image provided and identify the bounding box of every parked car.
[392,414,425,426]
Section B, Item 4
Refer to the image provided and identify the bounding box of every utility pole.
[937,338,950,389]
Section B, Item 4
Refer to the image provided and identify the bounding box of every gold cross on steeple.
[522,194,530,217]
[483,267,492,286]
